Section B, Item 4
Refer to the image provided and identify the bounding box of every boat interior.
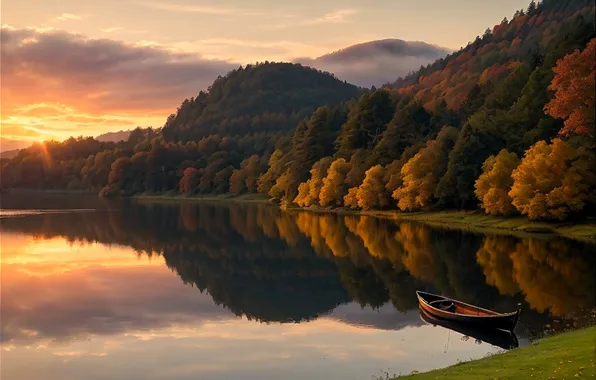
[420,292,500,316]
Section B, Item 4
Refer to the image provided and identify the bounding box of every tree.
[229,155,261,194]
[179,167,200,194]
[509,138,594,220]
[336,89,395,157]
[258,149,286,193]
[545,39,596,137]
[343,187,360,209]
[294,157,333,207]
[394,127,459,211]
[319,158,351,207]
[474,149,520,215]
[350,165,390,210]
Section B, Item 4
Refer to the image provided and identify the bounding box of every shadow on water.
[1,193,594,340]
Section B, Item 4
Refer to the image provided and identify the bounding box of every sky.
[1,0,531,146]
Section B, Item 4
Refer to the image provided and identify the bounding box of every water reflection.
[1,194,594,380]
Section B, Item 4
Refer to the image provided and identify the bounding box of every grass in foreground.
[394,326,596,380]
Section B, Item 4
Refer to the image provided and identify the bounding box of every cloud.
[101,27,123,33]
[0,26,236,123]
[136,1,234,15]
[296,39,451,87]
[55,13,82,21]
[101,27,147,34]
[260,9,359,30]
[312,9,358,24]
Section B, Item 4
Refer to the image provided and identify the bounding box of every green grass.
[388,210,596,243]
[394,326,596,380]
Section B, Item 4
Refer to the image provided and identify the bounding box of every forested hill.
[161,62,361,142]
[386,0,595,109]
[1,0,595,222]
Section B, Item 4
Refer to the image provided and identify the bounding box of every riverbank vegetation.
[1,0,594,224]
[394,326,596,379]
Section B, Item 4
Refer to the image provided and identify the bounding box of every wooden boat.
[416,291,521,332]
[419,308,519,350]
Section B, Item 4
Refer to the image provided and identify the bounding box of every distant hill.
[95,130,132,143]
[0,149,21,160]
[162,62,361,142]
[297,39,451,87]
[0,137,31,154]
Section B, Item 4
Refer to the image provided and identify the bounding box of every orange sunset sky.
[1,0,530,147]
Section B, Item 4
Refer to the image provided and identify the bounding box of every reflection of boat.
[416,291,521,332]
[419,308,519,350]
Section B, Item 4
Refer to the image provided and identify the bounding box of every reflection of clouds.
[0,233,422,351]
[326,303,423,331]
[1,236,234,346]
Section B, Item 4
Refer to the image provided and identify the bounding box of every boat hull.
[416,291,520,332]
[419,308,519,350]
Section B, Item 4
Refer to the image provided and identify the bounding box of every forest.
[1,0,595,221]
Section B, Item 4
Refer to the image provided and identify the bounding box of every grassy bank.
[385,210,596,243]
[394,326,596,379]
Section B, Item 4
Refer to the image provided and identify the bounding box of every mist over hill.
[297,39,452,87]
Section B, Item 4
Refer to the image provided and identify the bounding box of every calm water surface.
[1,194,594,380]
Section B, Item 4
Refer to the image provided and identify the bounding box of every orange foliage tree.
[509,139,594,220]
[474,149,520,215]
[545,38,596,137]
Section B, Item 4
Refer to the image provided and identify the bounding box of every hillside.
[387,0,595,110]
[161,62,361,142]
[95,130,132,143]
[298,39,451,87]
[1,0,594,223]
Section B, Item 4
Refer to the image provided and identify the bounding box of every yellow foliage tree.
[509,138,594,220]
[474,149,520,215]
[343,187,360,209]
[394,126,457,211]
[294,157,333,207]
[344,165,390,210]
[319,158,351,207]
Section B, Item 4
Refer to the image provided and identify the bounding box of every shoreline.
[3,190,594,243]
[392,326,595,379]
[133,194,596,243]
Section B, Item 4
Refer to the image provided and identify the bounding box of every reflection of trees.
[476,236,519,295]
[475,234,596,317]
[3,195,594,327]
[395,223,436,283]
[510,238,595,317]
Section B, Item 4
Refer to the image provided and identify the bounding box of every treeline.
[1,0,594,221]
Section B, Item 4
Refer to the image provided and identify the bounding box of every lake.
[1,193,594,380]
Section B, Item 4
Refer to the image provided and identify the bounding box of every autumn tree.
[258,149,286,193]
[343,187,360,209]
[229,155,261,194]
[545,38,596,137]
[319,158,351,207]
[344,165,390,210]
[294,157,333,207]
[509,138,594,220]
[474,149,520,215]
[394,126,459,211]
[179,167,200,194]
